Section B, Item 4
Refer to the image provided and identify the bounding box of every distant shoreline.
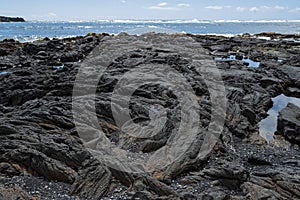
[0,32,300,43]
[8,19,300,23]
[0,16,25,22]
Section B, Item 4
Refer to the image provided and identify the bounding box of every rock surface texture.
[0,33,299,199]
[277,103,300,145]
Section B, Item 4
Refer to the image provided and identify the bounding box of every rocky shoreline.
[0,32,299,199]
[0,16,25,22]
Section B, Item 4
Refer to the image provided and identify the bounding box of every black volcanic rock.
[277,103,300,145]
[0,33,300,199]
[0,16,25,22]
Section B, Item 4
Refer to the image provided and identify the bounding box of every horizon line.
[20,19,300,23]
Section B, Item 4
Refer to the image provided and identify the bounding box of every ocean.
[1,20,300,42]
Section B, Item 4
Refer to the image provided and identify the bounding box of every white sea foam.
[26,19,300,24]
[110,19,208,23]
[213,19,300,23]
[199,33,237,37]
[9,35,79,42]
[104,19,300,24]
[147,25,158,29]
[257,36,272,40]
[77,26,93,29]
[126,27,178,35]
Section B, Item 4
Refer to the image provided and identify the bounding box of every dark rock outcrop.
[0,33,299,199]
[0,16,25,22]
[277,103,300,145]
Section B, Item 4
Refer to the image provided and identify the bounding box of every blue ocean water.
[0,20,300,42]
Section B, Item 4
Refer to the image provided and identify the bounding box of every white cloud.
[205,5,232,10]
[148,6,177,10]
[48,12,57,17]
[274,6,286,10]
[148,2,176,10]
[177,3,190,8]
[147,2,190,11]
[249,7,259,12]
[236,7,245,12]
[261,6,271,10]
[247,6,286,12]
[205,6,223,10]
[290,7,300,12]
[158,2,168,7]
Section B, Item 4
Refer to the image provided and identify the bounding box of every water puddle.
[259,94,300,142]
[0,71,10,75]
[214,54,260,68]
[53,64,64,70]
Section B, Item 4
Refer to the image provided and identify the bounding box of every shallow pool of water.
[53,64,64,70]
[0,71,10,75]
[259,94,300,142]
[214,54,260,68]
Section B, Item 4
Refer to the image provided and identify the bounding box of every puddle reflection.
[259,94,300,142]
[0,71,10,75]
[214,54,260,68]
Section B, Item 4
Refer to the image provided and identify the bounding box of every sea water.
[0,20,300,42]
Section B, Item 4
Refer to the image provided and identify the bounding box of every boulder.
[277,103,300,145]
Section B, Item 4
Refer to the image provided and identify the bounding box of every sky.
[0,0,300,21]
